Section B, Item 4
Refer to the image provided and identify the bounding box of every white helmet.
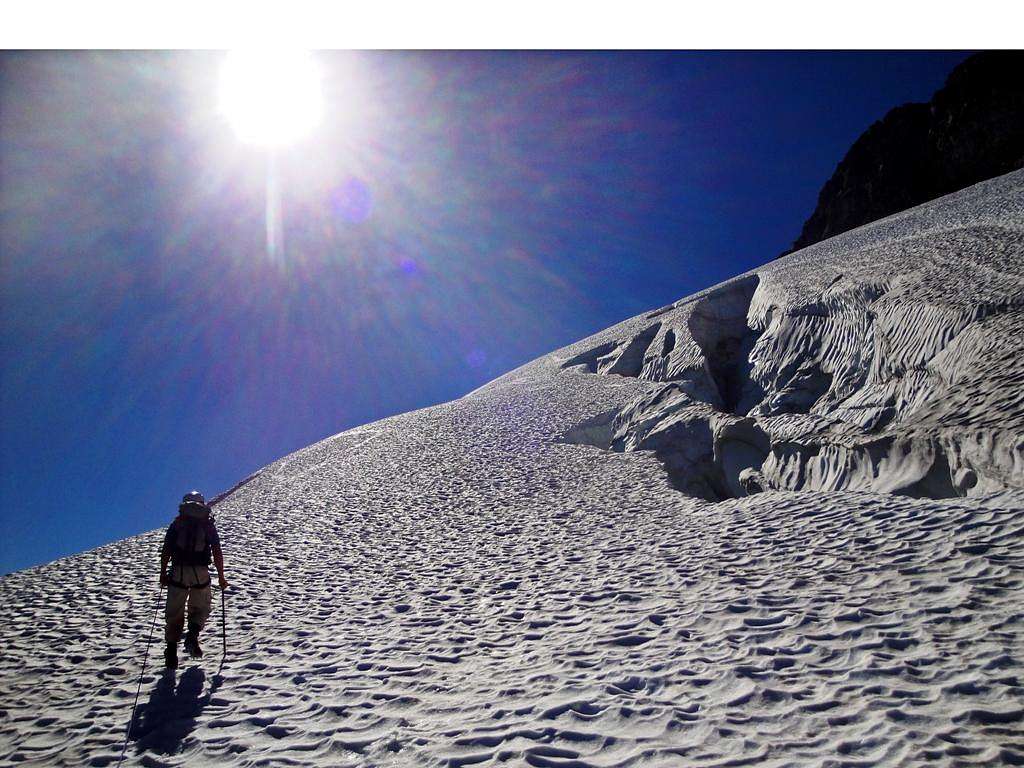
[181,490,205,505]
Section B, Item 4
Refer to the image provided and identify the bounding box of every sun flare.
[219,49,323,147]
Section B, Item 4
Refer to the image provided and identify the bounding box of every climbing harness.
[116,588,162,767]
[164,563,211,590]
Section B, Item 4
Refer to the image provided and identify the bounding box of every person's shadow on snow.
[131,666,219,754]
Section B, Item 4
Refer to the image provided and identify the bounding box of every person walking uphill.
[160,491,229,669]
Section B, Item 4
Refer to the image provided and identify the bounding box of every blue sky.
[0,50,969,574]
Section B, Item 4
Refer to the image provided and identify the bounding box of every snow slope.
[1,171,1023,767]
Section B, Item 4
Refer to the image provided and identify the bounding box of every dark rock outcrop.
[788,51,1024,253]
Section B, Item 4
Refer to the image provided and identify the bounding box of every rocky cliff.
[789,51,1024,253]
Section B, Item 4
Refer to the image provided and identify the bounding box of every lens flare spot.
[330,177,373,223]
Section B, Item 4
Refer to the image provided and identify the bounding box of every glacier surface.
[1,171,1023,767]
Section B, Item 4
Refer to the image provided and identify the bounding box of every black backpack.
[171,503,213,566]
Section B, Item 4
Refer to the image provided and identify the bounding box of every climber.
[159,491,229,669]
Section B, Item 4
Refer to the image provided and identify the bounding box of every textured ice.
[562,173,1024,501]
[1,171,1023,766]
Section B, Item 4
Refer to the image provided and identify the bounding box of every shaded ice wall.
[558,171,1024,501]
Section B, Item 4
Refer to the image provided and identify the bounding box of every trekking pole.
[117,588,162,768]
[221,587,227,661]
[215,585,228,678]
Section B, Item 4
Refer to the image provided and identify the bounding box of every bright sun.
[219,50,323,147]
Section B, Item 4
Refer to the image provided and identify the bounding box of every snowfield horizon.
[2,170,1023,766]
